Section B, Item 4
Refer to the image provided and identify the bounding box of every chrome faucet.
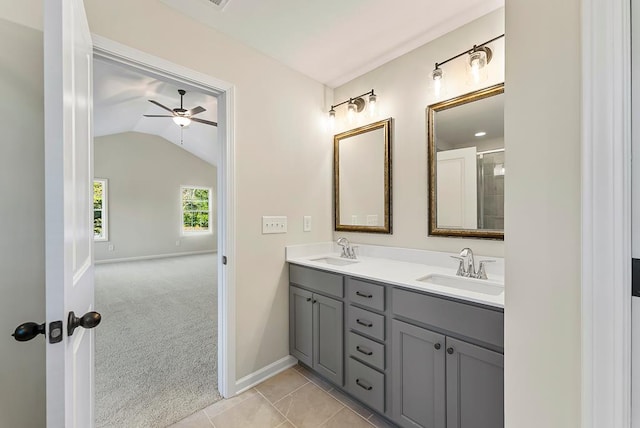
[451,248,494,279]
[337,237,357,259]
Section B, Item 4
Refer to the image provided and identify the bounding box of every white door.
[436,147,478,229]
[44,1,96,427]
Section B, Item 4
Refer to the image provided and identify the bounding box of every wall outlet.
[108,244,114,252]
[303,216,312,232]
[262,216,287,234]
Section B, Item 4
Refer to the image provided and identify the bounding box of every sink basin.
[310,257,359,266]
[417,274,504,296]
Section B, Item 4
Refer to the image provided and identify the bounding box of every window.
[181,186,212,234]
[94,179,108,241]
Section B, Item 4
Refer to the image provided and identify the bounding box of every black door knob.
[12,322,45,342]
[67,311,102,336]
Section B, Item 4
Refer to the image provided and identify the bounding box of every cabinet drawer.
[347,331,385,370]
[392,288,504,350]
[349,305,385,341]
[347,278,385,312]
[347,357,385,413]
[289,264,343,298]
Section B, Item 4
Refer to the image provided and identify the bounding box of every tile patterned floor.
[170,365,397,428]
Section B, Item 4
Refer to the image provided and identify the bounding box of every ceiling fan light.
[173,116,192,127]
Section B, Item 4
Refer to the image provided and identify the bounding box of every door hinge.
[222,256,227,265]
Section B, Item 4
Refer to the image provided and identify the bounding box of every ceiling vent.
[208,0,230,9]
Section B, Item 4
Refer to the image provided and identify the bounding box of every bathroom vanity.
[287,243,504,428]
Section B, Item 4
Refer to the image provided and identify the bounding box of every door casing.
[92,35,237,398]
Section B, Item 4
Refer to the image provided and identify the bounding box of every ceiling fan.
[144,89,217,127]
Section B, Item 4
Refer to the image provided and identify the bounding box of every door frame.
[92,35,237,398]
[581,0,632,426]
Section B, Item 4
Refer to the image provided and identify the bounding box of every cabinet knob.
[447,347,454,355]
[434,343,441,350]
[306,297,311,302]
[356,319,373,328]
[355,378,373,391]
[356,291,373,299]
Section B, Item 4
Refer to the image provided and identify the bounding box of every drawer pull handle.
[356,345,373,356]
[356,378,373,391]
[356,319,373,328]
[356,291,373,299]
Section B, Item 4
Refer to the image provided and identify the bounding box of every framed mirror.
[428,83,504,240]
[334,118,392,233]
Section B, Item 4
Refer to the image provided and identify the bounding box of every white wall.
[332,9,505,257]
[504,0,581,426]
[0,0,334,397]
[94,132,217,261]
[0,17,46,428]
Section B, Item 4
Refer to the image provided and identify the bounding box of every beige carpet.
[95,253,222,428]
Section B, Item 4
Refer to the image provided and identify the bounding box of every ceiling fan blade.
[187,106,206,116]
[148,99,175,114]
[190,117,218,127]
[143,115,174,118]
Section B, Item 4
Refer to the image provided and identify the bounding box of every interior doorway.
[91,37,236,426]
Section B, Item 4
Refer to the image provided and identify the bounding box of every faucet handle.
[450,256,465,276]
[476,260,495,280]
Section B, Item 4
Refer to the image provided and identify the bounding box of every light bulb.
[431,67,444,97]
[347,100,356,122]
[173,116,191,127]
[468,49,488,84]
[328,108,336,130]
[368,93,377,117]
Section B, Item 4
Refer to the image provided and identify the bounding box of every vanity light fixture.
[430,34,504,94]
[328,89,378,122]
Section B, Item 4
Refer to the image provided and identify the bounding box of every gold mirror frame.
[427,83,504,240]
[334,118,392,234]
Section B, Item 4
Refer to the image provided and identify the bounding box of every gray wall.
[94,132,217,262]
[0,18,46,428]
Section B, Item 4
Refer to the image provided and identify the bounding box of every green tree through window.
[94,179,107,240]
[182,186,211,233]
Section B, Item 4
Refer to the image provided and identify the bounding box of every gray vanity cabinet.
[445,337,504,428]
[392,320,446,428]
[290,286,314,367]
[391,320,503,428]
[288,263,504,427]
[289,285,344,386]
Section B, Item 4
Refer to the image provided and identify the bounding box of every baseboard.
[234,355,298,395]
[95,250,217,265]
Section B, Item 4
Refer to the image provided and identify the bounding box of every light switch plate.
[262,216,288,234]
[303,216,312,232]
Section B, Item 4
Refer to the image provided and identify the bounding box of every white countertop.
[286,243,504,309]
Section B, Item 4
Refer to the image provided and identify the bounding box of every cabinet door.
[290,286,313,367]
[392,320,446,428]
[313,293,344,385]
[445,337,504,428]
